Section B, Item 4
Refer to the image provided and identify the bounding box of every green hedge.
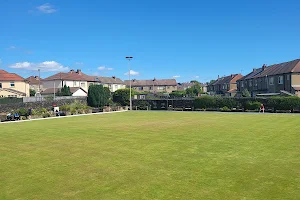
[0,98,23,104]
[194,96,300,112]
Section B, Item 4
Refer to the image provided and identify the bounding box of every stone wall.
[0,98,87,113]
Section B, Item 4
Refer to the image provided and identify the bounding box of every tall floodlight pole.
[126,56,133,110]
[38,69,41,92]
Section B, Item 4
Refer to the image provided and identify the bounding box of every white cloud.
[7,46,17,50]
[74,62,84,65]
[173,75,180,78]
[9,61,69,72]
[194,76,200,79]
[98,66,113,71]
[124,70,139,76]
[37,3,57,14]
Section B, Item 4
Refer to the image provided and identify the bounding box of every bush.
[16,108,29,116]
[42,113,50,118]
[220,106,231,112]
[112,88,136,106]
[245,101,261,110]
[267,96,300,111]
[194,96,216,109]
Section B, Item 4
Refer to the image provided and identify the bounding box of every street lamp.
[126,56,133,110]
[38,69,41,92]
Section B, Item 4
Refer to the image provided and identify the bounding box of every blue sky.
[0,0,299,83]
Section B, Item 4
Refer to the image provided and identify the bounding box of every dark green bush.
[245,101,261,110]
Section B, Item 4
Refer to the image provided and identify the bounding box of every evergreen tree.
[88,85,111,107]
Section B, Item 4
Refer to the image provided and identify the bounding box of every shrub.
[245,101,261,110]
[220,106,231,112]
[112,88,136,106]
[16,108,29,116]
[42,113,50,118]
[194,96,216,109]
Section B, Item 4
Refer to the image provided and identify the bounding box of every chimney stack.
[112,76,116,79]
[70,69,75,73]
[76,69,82,74]
[218,75,220,80]
[262,64,267,70]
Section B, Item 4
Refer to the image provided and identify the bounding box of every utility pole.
[38,69,41,92]
[126,56,133,110]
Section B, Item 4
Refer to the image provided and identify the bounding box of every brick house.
[237,59,300,97]
[124,79,177,93]
[208,74,243,96]
[26,76,43,92]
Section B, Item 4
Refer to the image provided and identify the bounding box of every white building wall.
[72,89,87,97]
[43,80,88,92]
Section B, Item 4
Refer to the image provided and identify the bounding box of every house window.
[10,82,15,87]
[286,74,290,81]
[278,76,284,84]
[81,82,85,87]
[73,81,77,86]
[138,87,143,91]
[249,80,252,87]
[269,77,274,85]
[0,83,2,88]
[157,86,165,90]
[255,79,258,86]
[149,86,152,90]
[241,82,244,87]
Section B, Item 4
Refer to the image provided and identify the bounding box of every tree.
[170,90,186,98]
[186,82,202,97]
[88,85,111,107]
[209,79,216,84]
[57,85,72,96]
[113,88,136,106]
[242,89,251,97]
[30,89,36,97]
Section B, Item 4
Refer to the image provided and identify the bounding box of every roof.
[253,59,300,78]
[0,70,25,81]
[212,74,243,85]
[92,76,124,84]
[43,70,93,81]
[41,87,87,95]
[124,79,177,87]
[238,68,264,81]
[43,69,123,84]
[0,88,26,96]
[26,76,43,85]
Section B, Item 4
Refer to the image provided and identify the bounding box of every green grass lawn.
[1,112,300,200]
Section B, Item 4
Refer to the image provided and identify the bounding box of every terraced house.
[237,59,300,97]
[124,79,177,93]
[88,76,125,92]
[208,74,243,96]
[43,69,125,94]
[0,70,30,97]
